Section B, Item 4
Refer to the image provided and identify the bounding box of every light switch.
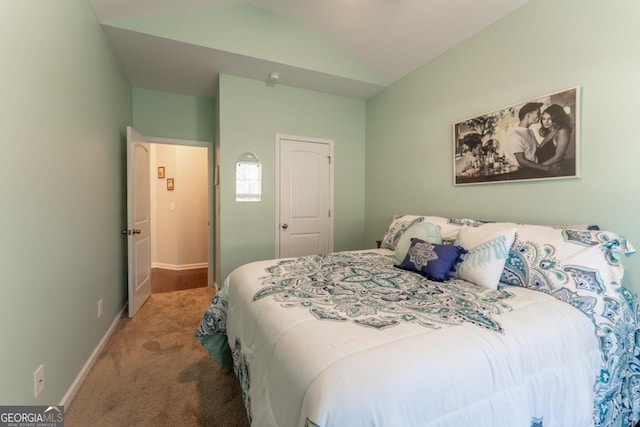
[170,202,175,211]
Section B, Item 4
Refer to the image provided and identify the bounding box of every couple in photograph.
[504,102,573,178]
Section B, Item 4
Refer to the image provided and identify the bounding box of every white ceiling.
[89,0,531,99]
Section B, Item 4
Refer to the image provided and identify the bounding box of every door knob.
[281,224,288,229]
[132,229,141,235]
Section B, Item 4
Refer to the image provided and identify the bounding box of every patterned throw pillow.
[500,224,634,291]
[380,215,425,250]
[394,222,442,263]
[395,238,466,281]
[453,223,518,290]
[380,215,466,250]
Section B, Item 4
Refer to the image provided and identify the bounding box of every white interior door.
[277,136,333,258]
[126,127,151,317]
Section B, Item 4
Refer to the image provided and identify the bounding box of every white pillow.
[394,222,442,263]
[453,223,518,289]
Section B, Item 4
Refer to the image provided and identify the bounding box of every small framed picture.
[158,166,165,179]
[167,178,174,191]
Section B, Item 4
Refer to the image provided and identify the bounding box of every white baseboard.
[60,306,125,408]
[151,262,208,271]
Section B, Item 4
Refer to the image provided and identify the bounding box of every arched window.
[235,151,261,202]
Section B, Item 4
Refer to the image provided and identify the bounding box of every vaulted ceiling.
[89,0,531,99]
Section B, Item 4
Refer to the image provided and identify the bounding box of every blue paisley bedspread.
[499,228,640,427]
[197,243,639,427]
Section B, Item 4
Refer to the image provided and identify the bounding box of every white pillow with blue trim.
[453,223,518,289]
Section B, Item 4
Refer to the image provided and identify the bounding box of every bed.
[196,215,640,427]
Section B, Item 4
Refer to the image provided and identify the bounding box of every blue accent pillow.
[395,238,467,281]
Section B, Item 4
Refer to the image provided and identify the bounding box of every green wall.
[3,0,637,407]
[365,0,640,293]
[218,74,366,279]
[0,0,131,404]
[132,88,216,141]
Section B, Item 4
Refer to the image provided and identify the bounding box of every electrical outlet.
[98,299,103,318]
[34,365,44,397]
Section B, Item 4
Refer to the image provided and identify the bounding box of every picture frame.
[167,178,174,191]
[453,87,580,186]
[158,166,165,179]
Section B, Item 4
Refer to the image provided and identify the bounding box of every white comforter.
[218,250,601,427]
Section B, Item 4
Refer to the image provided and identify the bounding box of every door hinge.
[328,210,331,218]
[328,155,331,164]
[121,229,141,235]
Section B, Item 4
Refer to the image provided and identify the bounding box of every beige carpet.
[65,287,250,427]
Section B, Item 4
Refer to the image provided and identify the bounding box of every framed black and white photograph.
[453,87,580,186]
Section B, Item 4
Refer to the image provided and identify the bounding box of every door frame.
[147,136,215,288]
[274,133,334,258]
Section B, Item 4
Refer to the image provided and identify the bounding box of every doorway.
[148,136,214,292]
